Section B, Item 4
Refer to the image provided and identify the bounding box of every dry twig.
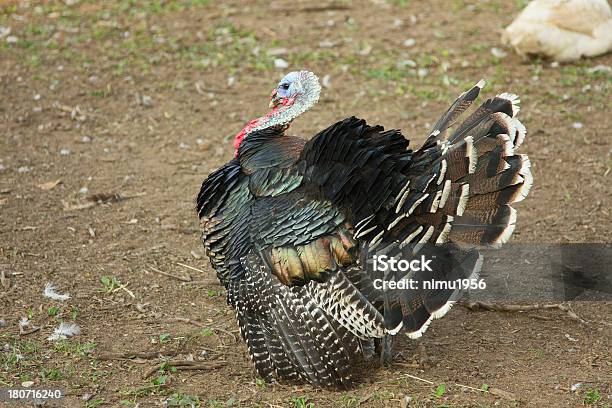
[166,317,206,328]
[19,325,41,336]
[183,279,223,287]
[461,301,587,324]
[112,283,135,299]
[0,270,10,290]
[143,360,225,379]
[176,262,206,274]
[148,266,191,282]
[98,350,183,361]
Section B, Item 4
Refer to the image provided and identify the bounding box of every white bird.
[502,0,612,61]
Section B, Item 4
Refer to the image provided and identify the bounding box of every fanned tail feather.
[371,81,532,338]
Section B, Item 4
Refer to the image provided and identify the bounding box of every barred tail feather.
[308,269,387,339]
[374,81,532,339]
[428,79,485,137]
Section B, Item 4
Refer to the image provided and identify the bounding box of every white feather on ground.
[47,322,81,341]
[502,0,612,61]
[43,282,71,301]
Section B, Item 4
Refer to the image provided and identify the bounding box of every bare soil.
[1,1,610,407]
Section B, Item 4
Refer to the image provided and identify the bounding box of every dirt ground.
[1,0,611,407]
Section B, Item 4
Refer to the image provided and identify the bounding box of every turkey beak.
[269,89,282,109]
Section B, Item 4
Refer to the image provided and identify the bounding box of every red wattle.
[232,99,290,157]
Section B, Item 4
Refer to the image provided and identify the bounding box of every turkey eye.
[281,83,290,90]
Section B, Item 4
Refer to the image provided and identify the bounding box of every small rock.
[491,47,507,59]
[196,138,204,145]
[81,135,91,143]
[141,95,153,106]
[267,48,288,56]
[17,166,32,174]
[59,148,71,156]
[0,26,10,38]
[571,383,582,392]
[78,187,89,194]
[6,36,18,44]
[393,19,403,28]
[417,68,428,78]
[0,164,5,173]
[322,74,331,89]
[33,94,41,101]
[274,58,289,69]
[318,40,335,48]
[581,84,591,93]
[564,333,579,342]
[358,46,372,56]
[572,122,583,129]
[179,142,189,149]
[403,38,416,47]
[22,381,34,388]
[397,59,417,68]
[227,76,235,87]
[0,319,5,327]
[550,61,560,68]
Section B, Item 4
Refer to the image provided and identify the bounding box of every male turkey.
[196,71,532,387]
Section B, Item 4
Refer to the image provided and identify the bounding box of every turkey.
[196,71,532,387]
[502,0,612,61]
